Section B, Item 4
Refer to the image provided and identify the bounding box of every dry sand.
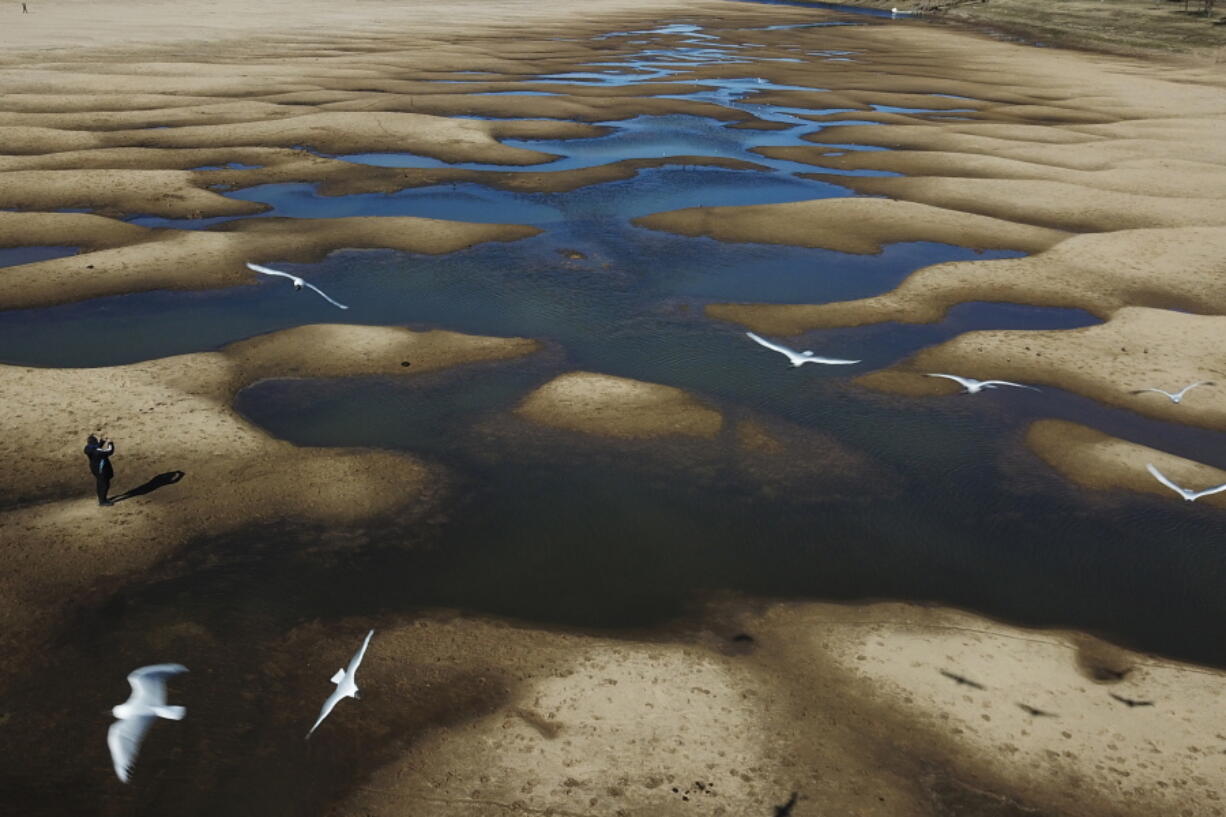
[0,324,539,683]
[306,600,1226,817]
[634,196,1069,255]
[0,214,540,309]
[854,307,1226,432]
[714,226,1226,332]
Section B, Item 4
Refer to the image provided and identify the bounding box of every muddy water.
[3,10,1226,817]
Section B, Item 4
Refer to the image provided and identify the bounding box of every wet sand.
[3,2,1226,815]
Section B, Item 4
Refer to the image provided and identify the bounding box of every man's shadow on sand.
[112,470,185,503]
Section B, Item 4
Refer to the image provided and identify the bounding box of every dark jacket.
[85,441,115,479]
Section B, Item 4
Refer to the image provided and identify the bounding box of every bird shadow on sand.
[112,470,185,502]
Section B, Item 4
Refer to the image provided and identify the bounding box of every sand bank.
[0,216,539,309]
[855,307,1226,432]
[489,372,898,505]
[634,196,1067,256]
[707,225,1226,333]
[201,153,768,199]
[1028,419,1226,506]
[0,324,539,680]
[515,371,724,439]
[0,4,1222,813]
[806,173,1226,233]
[304,600,1226,817]
[0,0,706,53]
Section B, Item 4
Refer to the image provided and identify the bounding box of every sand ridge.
[634,196,1068,256]
[853,307,1226,433]
[0,215,541,309]
[1028,418,1226,505]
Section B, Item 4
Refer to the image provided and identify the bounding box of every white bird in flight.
[926,373,1039,394]
[246,262,349,310]
[745,331,860,367]
[1130,381,1213,404]
[107,664,188,783]
[307,629,374,738]
[1145,463,1226,502]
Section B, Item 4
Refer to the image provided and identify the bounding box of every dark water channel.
[3,11,1226,817]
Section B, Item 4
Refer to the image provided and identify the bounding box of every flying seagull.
[1130,381,1213,404]
[1017,703,1057,718]
[108,664,188,783]
[246,262,349,310]
[1109,692,1154,708]
[926,373,1039,394]
[1145,463,1226,502]
[307,629,374,738]
[744,332,860,367]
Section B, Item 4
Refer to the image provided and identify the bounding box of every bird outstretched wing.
[981,380,1038,391]
[804,355,860,365]
[1131,387,1174,398]
[1146,463,1187,497]
[346,630,375,677]
[245,262,298,281]
[307,689,344,738]
[1175,381,1213,399]
[926,373,975,389]
[108,716,154,783]
[303,282,349,310]
[127,664,188,705]
[1190,482,1226,501]
[745,331,795,358]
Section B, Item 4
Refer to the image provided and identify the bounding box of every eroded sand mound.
[516,371,724,439]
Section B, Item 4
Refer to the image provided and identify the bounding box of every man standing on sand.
[85,434,116,506]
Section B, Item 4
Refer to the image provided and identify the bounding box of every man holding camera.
[85,434,116,506]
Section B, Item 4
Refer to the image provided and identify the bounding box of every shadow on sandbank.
[112,470,185,502]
